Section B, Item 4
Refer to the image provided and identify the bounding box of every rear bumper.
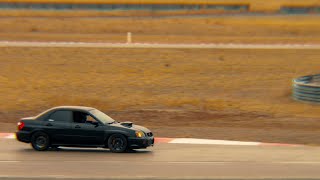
[128,137,154,149]
[16,131,31,143]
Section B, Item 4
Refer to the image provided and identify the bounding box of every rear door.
[70,111,105,145]
[42,110,73,145]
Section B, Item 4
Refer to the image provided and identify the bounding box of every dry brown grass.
[0,15,320,44]
[1,47,320,144]
[1,14,320,144]
[1,48,319,115]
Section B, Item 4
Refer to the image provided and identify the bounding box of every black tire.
[31,132,50,151]
[107,134,128,153]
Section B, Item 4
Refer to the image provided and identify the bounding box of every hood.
[111,122,151,133]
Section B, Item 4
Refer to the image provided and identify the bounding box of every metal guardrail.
[293,74,320,103]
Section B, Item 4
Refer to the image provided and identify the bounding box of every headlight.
[135,131,145,138]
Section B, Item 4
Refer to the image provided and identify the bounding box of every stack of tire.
[293,74,320,103]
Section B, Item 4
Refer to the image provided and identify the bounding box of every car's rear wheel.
[31,132,50,151]
[107,134,127,153]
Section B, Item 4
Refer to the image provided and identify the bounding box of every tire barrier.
[281,6,320,14]
[292,74,320,103]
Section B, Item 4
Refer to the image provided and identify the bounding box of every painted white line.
[168,161,233,164]
[0,41,320,49]
[1,160,320,165]
[169,138,261,146]
[170,161,320,165]
[277,161,320,164]
[0,175,162,179]
[0,161,20,163]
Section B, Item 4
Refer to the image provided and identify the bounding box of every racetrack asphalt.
[1,138,320,180]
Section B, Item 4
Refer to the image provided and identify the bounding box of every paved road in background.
[1,139,320,179]
[0,41,320,49]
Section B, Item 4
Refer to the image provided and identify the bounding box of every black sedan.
[16,106,154,153]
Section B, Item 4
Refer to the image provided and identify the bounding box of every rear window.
[49,110,72,122]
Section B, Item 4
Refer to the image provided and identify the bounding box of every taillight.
[17,121,25,130]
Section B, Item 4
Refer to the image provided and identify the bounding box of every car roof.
[51,106,95,111]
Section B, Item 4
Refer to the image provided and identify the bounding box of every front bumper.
[128,136,154,149]
[16,131,31,143]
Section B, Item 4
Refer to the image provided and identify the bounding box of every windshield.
[89,109,115,124]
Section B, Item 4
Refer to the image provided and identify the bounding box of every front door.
[71,111,105,146]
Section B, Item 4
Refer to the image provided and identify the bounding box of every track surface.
[1,41,320,49]
[1,139,320,179]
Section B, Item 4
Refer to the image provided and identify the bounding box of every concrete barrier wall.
[0,0,319,12]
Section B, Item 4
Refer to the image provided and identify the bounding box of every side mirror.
[92,121,99,127]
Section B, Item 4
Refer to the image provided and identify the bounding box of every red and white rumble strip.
[154,137,302,147]
[0,133,302,147]
[0,133,15,139]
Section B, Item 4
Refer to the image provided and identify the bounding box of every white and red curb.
[155,137,303,147]
[0,133,15,139]
[1,133,303,147]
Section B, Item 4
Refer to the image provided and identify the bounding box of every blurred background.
[1,0,320,144]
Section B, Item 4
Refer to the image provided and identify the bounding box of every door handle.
[45,123,53,126]
[75,125,81,128]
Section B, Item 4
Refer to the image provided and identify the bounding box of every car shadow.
[20,147,152,154]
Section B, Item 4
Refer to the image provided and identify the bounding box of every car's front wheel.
[107,134,128,153]
[31,132,50,151]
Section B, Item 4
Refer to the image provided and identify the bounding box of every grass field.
[0,15,320,44]
[1,14,320,144]
[1,47,320,144]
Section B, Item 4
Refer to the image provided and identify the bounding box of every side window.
[73,111,87,123]
[73,111,98,124]
[49,110,72,122]
[86,115,98,124]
